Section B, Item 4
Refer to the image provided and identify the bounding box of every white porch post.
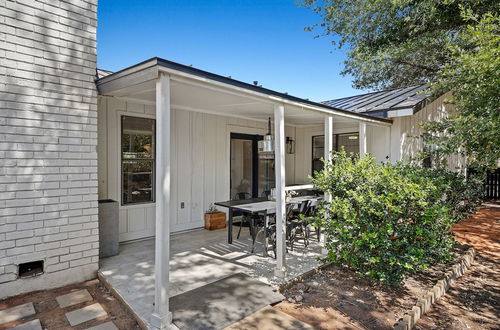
[322,116,333,255]
[151,73,172,329]
[359,122,367,158]
[274,103,287,277]
[324,116,333,167]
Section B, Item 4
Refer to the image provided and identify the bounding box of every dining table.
[214,195,323,245]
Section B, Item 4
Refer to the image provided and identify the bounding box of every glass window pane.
[230,139,253,200]
[312,136,325,174]
[338,133,359,155]
[122,160,154,204]
[313,135,324,148]
[122,116,155,159]
[121,116,155,205]
[312,136,324,159]
[258,158,275,197]
[312,159,324,174]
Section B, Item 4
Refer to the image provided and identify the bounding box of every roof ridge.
[322,84,427,104]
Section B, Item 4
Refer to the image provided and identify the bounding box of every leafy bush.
[311,150,482,285]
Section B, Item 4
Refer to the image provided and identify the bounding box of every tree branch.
[393,59,439,72]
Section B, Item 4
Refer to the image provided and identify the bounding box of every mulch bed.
[276,245,468,330]
[276,205,500,330]
[0,279,139,330]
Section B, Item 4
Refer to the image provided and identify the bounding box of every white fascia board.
[97,60,159,95]
[387,108,415,118]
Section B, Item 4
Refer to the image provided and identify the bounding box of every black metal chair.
[287,200,311,251]
[234,192,263,241]
[252,203,295,257]
[235,192,251,200]
[304,199,321,243]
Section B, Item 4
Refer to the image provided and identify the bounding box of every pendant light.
[258,117,274,159]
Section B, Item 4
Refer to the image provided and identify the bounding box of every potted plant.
[204,204,226,230]
[285,190,298,202]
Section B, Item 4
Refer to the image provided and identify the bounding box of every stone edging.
[97,271,149,330]
[394,247,476,330]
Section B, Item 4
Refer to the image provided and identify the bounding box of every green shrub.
[311,150,482,285]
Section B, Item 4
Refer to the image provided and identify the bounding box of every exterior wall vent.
[18,261,44,278]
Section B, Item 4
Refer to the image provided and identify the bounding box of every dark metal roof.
[154,58,392,123]
[322,84,430,117]
[96,68,113,80]
[96,57,392,124]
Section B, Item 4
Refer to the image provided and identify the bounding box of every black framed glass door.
[230,133,275,200]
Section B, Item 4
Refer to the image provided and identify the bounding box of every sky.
[97,0,365,102]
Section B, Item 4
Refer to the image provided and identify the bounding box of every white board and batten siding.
[391,92,466,172]
[97,96,297,242]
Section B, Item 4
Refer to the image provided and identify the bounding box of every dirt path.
[415,204,500,329]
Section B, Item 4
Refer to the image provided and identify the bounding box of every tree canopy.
[423,10,500,168]
[301,0,498,90]
[302,0,499,168]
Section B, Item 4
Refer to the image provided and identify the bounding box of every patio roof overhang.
[96,57,392,127]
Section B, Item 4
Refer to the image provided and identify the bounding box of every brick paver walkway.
[0,279,138,329]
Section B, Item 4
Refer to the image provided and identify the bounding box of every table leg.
[263,212,269,257]
[249,216,257,253]
[228,208,233,244]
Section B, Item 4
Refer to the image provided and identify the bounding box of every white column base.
[321,232,329,256]
[274,267,287,278]
[151,312,173,330]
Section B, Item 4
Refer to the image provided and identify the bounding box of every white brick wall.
[0,0,98,299]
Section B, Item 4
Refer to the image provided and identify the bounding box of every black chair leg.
[237,215,247,239]
[237,220,243,239]
[303,225,309,247]
[289,229,295,251]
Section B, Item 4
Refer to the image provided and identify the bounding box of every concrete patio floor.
[98,227,324,328]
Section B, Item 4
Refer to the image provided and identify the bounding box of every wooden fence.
[485,168,500,199]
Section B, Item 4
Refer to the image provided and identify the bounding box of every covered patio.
[96,57,392,329]
[99,227,323,328]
